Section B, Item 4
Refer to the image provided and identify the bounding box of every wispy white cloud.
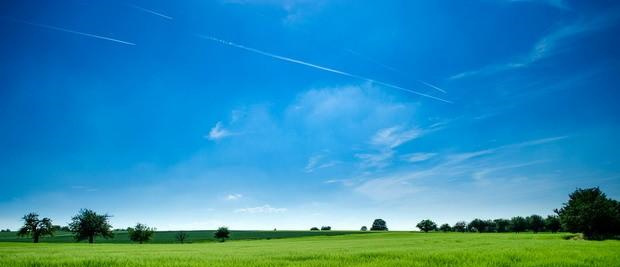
[450,12,618,79]
[371,126,422,149]
[226,193,243,200]
[401,152,437,163]
[234,204,287,214]
[304,154,338,173]
[206,122,233,140]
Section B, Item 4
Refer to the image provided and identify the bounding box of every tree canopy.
[370,219,388,231]
[69,209,114,243]
[555,187,620,239]
[416,219,437,233]
[128,223,155,244]
[214,227,230,242]
[17,213,54,243]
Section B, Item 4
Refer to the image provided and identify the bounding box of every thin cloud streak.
[127,4,173,20]
[4,17,136,46]
[197,35,452,104]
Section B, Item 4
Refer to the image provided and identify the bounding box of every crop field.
[1,232,619,267]
[0,230,368,243]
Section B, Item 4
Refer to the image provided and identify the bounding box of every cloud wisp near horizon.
[0,0,619,231]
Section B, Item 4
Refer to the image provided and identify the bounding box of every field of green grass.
[1,232,619,266]
[0,230,367,243]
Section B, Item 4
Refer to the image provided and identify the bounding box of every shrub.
[128,223,155,244]
[320,226,331,231]
[360,226,368,231]
[310,227,319,231]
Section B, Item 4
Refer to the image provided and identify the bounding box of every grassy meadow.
[1,232,619,267]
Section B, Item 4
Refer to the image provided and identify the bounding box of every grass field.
[0,230,368,243]
[1,232,619,266]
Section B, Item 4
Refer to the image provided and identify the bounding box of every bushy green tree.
[416,219,437,233]
[510,216,528,233]
[545,215,562,233]
[17,213,54,243]
[176,231,189,243]
[439,223,452,232]
[494,219,510,233]
[527,215,545,233]
[555,187,620,239]
[128,223,155,244]
[370,219,388,231]
[214,226,230,242]
[69,209,114,243]
[453,221,467,232]
[360,226,368,231]
[310,227,319,231]
[321,226,332,231]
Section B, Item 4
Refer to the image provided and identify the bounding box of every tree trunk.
[88,235,94,243]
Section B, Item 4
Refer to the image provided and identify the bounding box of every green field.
[0,230,367,243]
[1,232,619,266]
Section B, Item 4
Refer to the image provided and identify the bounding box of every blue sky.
[1,0,619,230]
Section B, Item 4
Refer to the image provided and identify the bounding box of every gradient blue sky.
[1,0,619,230]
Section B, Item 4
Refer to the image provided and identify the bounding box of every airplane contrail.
[345,50,448,94]
[3,17,135,46]
[127,4,173,20]
[417,80,447,94]
[197,35,452,104]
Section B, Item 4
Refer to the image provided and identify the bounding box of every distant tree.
[453,221,467,232]
[214,226,230,242]
[527,215,545,233]
[416,219,437,233]
[510,216,528,233]
[321,226,332,231]
[0,229,10,232]
[545,215,562,233]
[128,223,155,244]
[484,220,496,232]
[69,209,114,243]
[17,213,54,243]
[555,187,620,239]
[310,227,319,231]
[370,219,388,231]
[176,231,189,243]
[468,219,488,233]
[439,223,452,232]
[494,219,510,233]
[360,226,368,231]
[60,226,70,232]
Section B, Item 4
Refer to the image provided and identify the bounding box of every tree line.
[7,187,620,243]
[13,208,230,243]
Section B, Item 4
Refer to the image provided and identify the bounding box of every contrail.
[345,49,447,94]
[417,80,447,94]
[2,17,135,46]
[127,4,173,20]
[197,35,452,104]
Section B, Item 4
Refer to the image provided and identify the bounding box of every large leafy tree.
[128,223,155,244]
[416,219,437,233]
[370,219,388,231]
[555,187,620,239]
[69,209,114,243]
[527,215,545,233]
[17,213,54,243]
